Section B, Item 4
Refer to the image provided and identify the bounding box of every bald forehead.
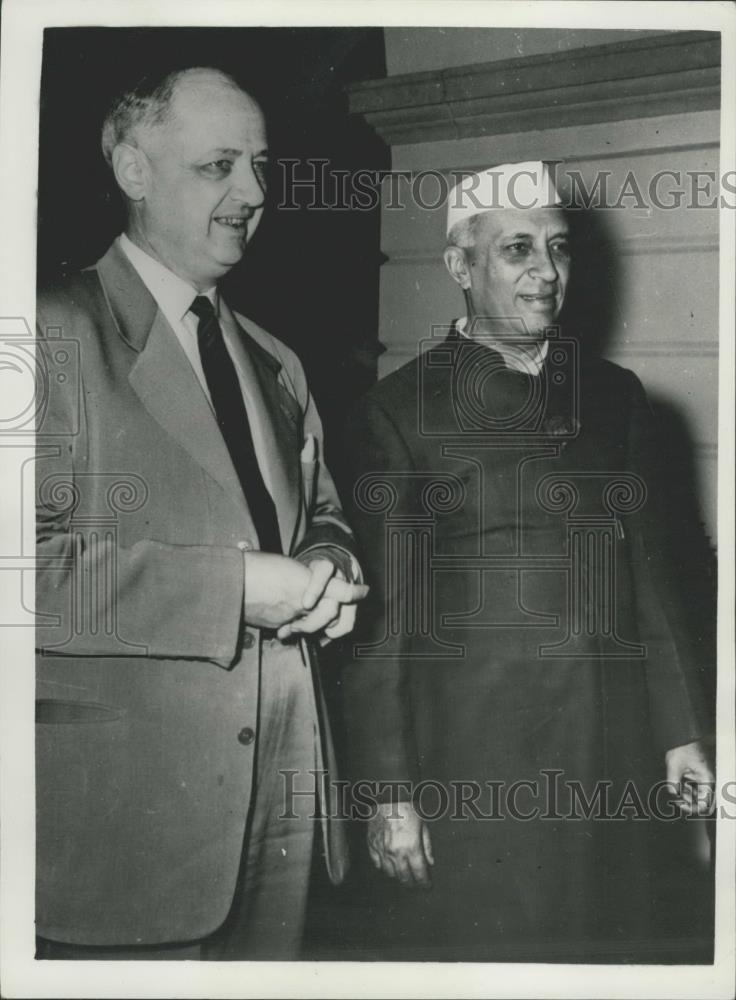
[167,69,262,122]
[137,70,266,160]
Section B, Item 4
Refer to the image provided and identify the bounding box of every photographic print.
[0,2,733,997]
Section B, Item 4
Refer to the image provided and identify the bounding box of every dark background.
[38,27,390,441]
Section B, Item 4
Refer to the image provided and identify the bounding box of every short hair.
[446,214,483,253]
[100,67,245,166]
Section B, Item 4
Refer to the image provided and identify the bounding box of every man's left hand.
[277,557,367,641]
[665,740,715,817]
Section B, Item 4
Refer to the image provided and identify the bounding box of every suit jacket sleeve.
[270,335,359,569]
[624,368,714,752]
[35,300,247,668]
[337,397,421,792]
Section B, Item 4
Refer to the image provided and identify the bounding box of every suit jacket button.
[242,631,255,649]
[238,726,255,746]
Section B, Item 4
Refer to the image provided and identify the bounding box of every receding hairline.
[165,68,260,110]
[151,72,264,144]
[100,66,261,165]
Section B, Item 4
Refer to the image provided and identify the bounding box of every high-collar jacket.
[338,330,714,959]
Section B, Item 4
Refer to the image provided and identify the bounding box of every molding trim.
[349,32,721,145]
[610,342,719,358]
[424,141,721,185]
[608,235,719,256]
[383,233,719,267]
[380,342,719,363]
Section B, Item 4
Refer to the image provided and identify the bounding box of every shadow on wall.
[561,204,621,360]
[644,393,717,708]
[562,204,716,709]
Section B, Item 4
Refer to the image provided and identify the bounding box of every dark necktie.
[190,295,282,553]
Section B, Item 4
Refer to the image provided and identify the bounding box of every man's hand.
[366,800,434,888]
[276,557,368,641]
[665,740,715,816]
[243,552,317,629]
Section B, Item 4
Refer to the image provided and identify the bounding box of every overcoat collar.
[441,323,580,438]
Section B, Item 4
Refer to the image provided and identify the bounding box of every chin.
[226,245,246,263]
[524,314,558,338]
[218,255,243,270]
[208,254,242,277]
[514,319,542,337]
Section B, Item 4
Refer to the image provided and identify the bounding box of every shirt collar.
[454,316,549,376]
[118,233,218,325]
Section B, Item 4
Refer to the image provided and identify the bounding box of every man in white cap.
[442,160,569,377]
[337,161,715,961]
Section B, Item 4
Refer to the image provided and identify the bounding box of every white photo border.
[1,1,733,997]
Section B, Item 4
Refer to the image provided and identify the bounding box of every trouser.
[38,638,320,961]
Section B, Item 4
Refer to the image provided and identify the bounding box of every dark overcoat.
[339,330,713,962]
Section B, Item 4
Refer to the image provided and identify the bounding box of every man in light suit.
[35,66,367,960]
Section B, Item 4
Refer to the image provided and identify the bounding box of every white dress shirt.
[118,232,278,499]
[120,232,223,401]
[455,315,549,376]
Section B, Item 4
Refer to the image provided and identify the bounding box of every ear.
[111,143,148,202]
[443,245,472,291]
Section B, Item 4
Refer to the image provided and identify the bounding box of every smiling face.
[447,207,570,339]
[122,71,268,290]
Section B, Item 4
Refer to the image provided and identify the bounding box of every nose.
[528,246,558,283]
[229,160,266,209]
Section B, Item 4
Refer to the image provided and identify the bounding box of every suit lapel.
[129,313,255,516]
[95,241,299,549]
[223,306,301,553]
[95,242,256,524]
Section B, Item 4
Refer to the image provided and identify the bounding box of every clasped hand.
[243,552,368,641]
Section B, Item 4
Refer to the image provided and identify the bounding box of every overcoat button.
[238,727,255,746]
[242,632,255,649]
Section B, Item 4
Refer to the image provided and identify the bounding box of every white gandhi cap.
[446,161,562,237]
